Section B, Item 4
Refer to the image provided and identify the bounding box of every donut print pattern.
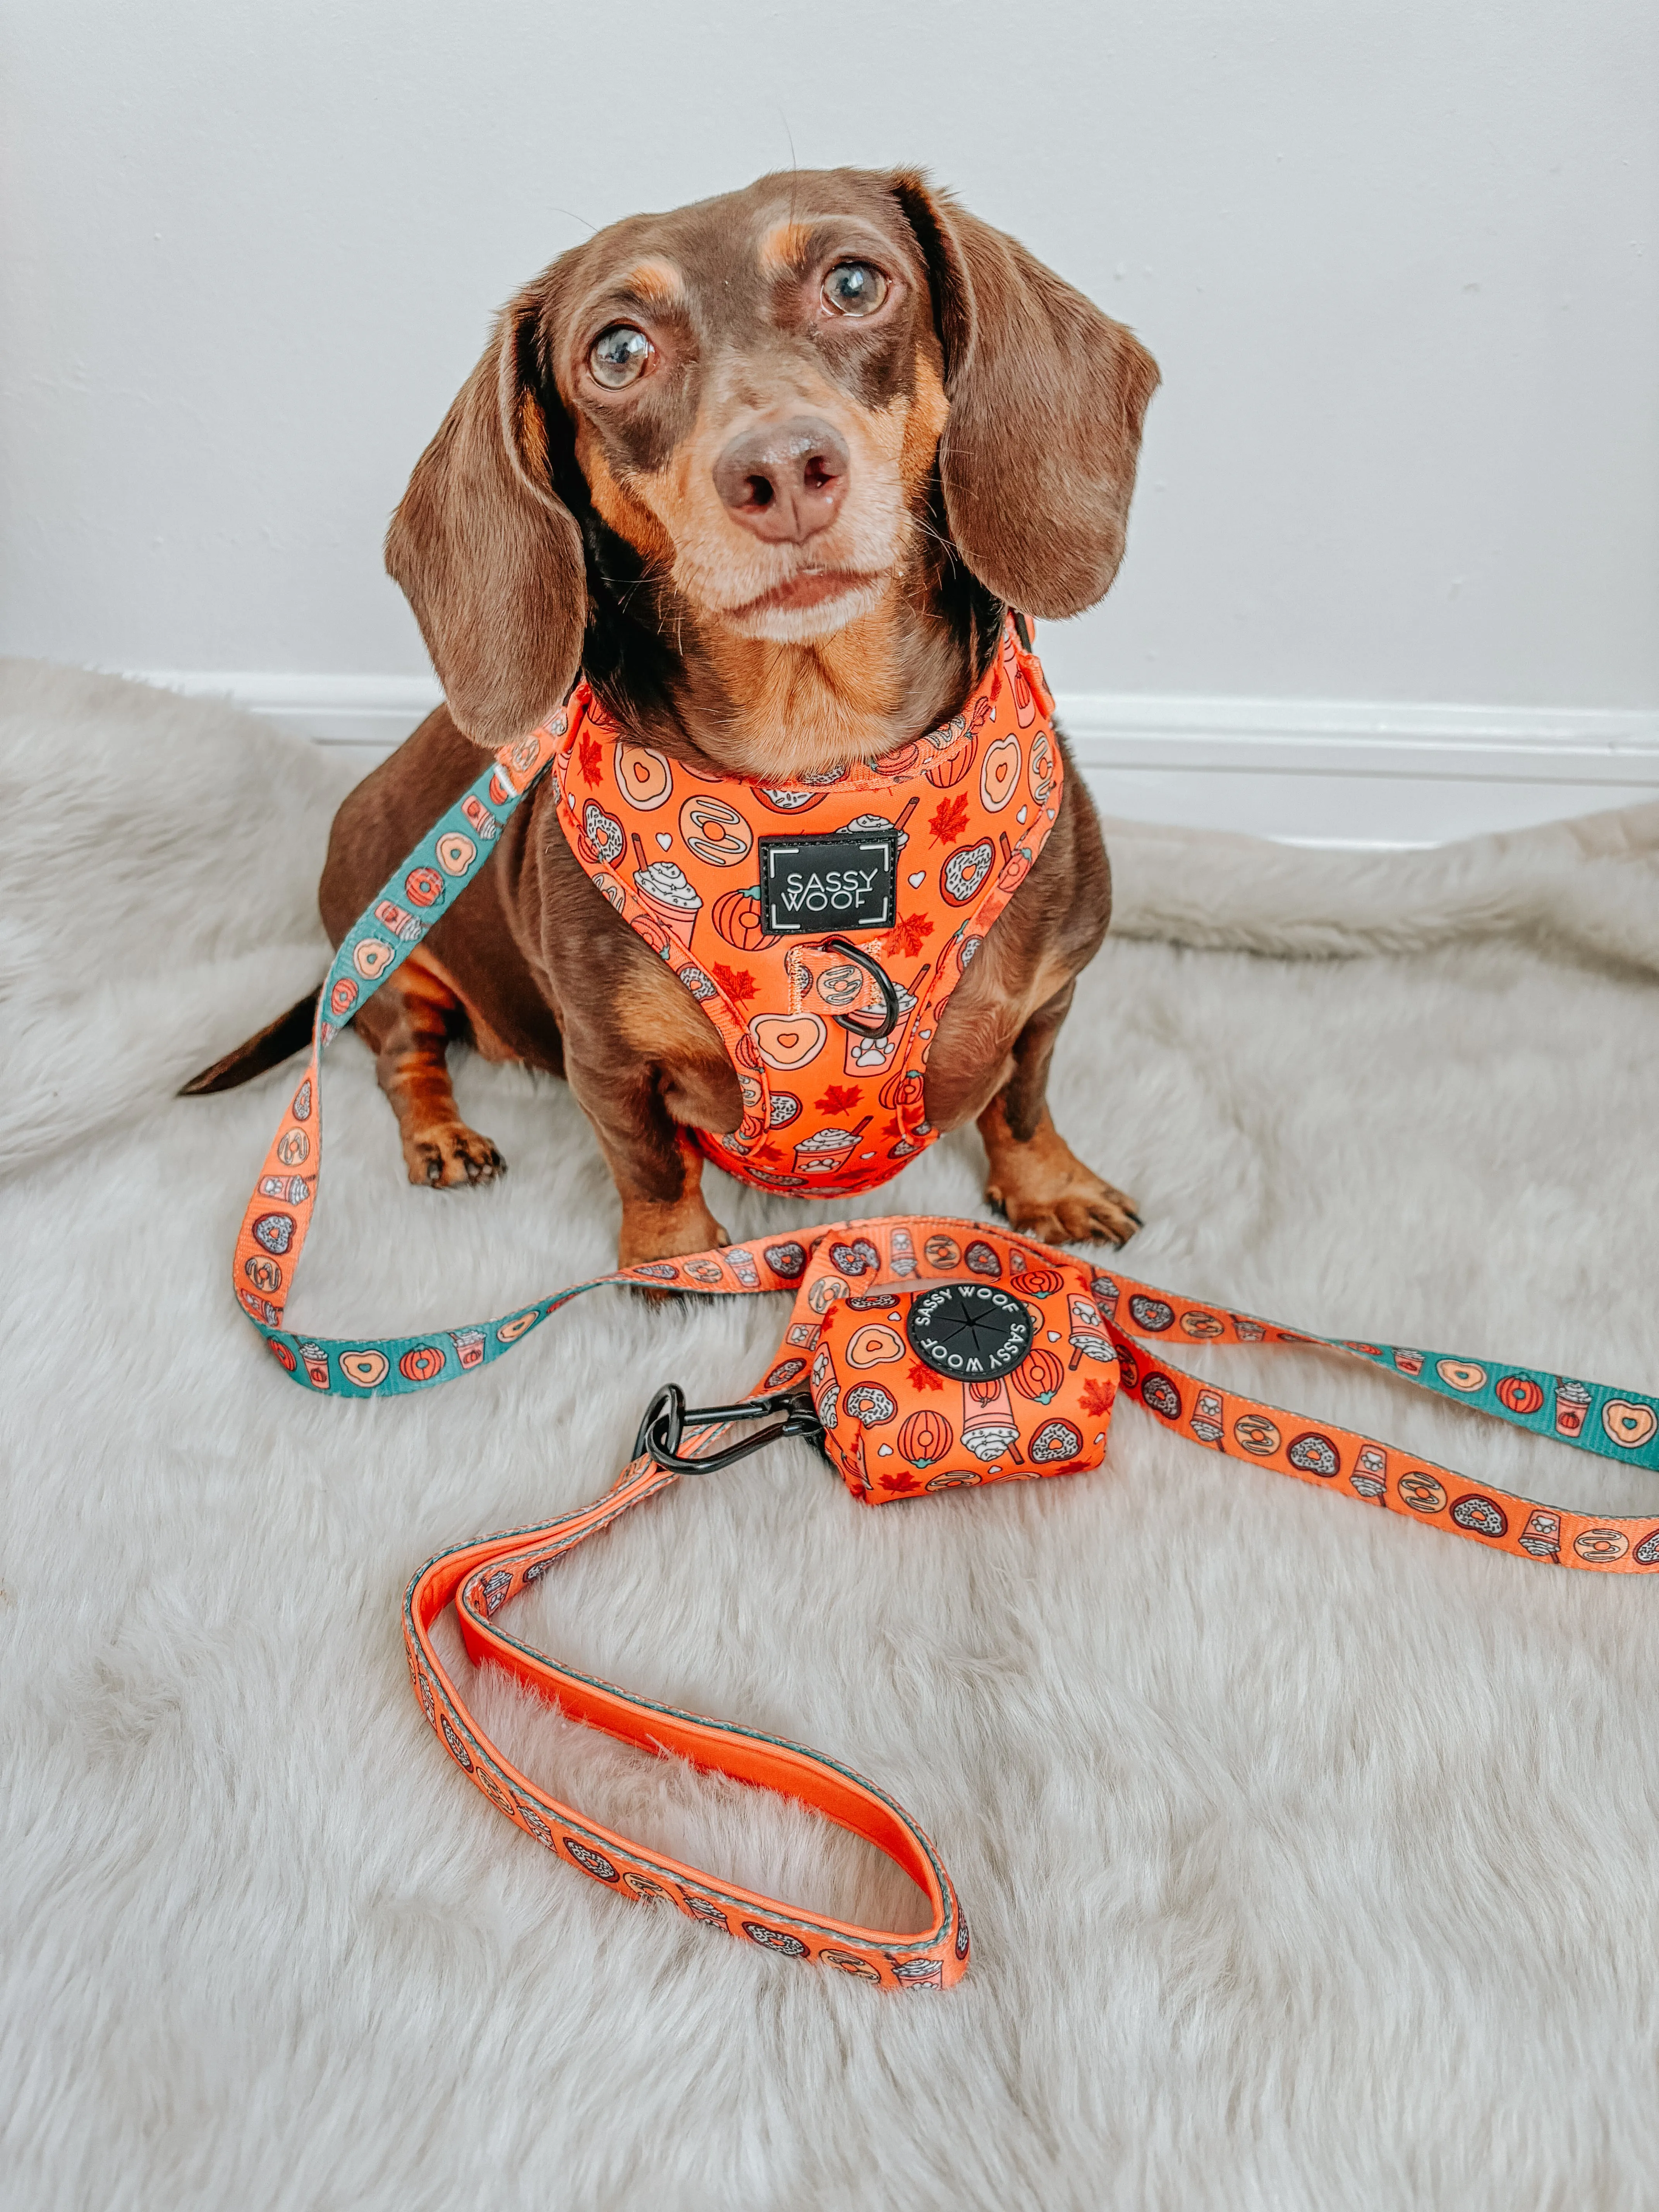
[552,616,1063,1200]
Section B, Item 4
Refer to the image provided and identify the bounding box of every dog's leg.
[565,1059,728,1266]
[978,982,1140,1246]
[354,950,505,1188]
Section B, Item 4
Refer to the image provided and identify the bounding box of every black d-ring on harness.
[634,1382,823,1475]
[820,937,901,1039]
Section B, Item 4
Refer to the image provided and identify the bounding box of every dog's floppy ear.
[891,173,1159,619]
[386,286,584,749]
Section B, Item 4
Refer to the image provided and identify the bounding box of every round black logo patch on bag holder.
[905,1284,1034,1379]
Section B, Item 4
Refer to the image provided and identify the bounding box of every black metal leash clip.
[820,936,902,1039]
[634,1383,822,1475]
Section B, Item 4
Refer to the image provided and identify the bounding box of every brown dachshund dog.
[190,168,1158,1267]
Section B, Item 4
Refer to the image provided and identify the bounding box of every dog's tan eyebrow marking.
[757,222,814,278]
[615,258,685,305]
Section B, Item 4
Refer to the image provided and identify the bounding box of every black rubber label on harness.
[758,831,897,935]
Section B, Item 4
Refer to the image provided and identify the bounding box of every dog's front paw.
[990,1164,1141,1249]
[403,1122,506,1188]
[981,1104,1141,1248]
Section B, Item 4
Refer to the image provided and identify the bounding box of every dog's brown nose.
[713,417,848,543]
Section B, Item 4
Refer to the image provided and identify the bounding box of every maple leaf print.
[884,908,935,958]
[577,733,603,787]
[709,964,757,1005]
[906,1361,945,1394]
[878,1470,917,1494]
[1080,1379,1115,1417]
[813,1082,863,1116]
[928,794,970,846]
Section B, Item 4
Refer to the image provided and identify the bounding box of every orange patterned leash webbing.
[403,1217,1657,1992]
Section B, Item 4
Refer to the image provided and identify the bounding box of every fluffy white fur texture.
[5,659,1659,2212]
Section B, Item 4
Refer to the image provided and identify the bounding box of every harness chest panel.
[549,618,1062,1197]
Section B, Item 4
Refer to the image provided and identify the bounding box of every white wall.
[3,0,1656,837]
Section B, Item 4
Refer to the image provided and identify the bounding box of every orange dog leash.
[400,1217,1658,1990]
[228,665,1659,1988]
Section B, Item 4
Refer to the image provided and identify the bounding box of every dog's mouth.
[723,568,886,622]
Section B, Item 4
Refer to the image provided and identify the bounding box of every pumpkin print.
[712,885,780,950]
[898,1408,953,1468]
[924,734,979,789]
[1496,1374,1545,1416]
[398,1344,445,1382]
[1011,1346,1065,1403]
[328,976,358,1017]
[268,1338,298,1373]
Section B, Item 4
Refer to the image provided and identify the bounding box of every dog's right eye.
[590,326,654,389]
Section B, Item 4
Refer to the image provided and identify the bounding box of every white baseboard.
[133,670,1659,850]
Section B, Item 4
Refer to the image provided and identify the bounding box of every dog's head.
[389,168,1158,749]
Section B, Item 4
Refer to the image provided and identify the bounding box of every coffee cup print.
[449,1328,485,1370]
[1066,1294,1113,1369]
[1554,1377,1591,1438]
[794,1118,872,1177]
[299,1341,330,1390]
[888,1226,917,1276]
[842,970,922,1076]
[961,1377,1021,1465]
[1351,1445,1387,1505]
[1519,1508,1561,1562]
[630,841,702,952]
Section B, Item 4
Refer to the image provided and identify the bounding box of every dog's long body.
[197,168,1158,1267]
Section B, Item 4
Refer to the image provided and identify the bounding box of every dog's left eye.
[590,325,654,388]
[822,263,887,317]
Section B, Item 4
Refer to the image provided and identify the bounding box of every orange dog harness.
[229,638,1659,1990]
[552,615,1059,1193]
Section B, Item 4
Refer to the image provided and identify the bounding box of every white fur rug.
[5,659,1659,2212]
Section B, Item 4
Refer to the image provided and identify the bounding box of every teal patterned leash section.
[1098,1274,1659,1477]
[1335,1337,1659,1474]
[235,711,592,1397]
